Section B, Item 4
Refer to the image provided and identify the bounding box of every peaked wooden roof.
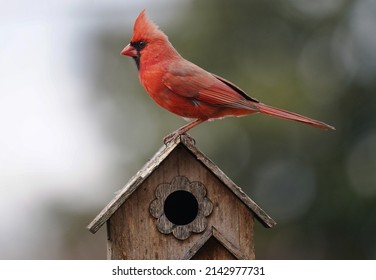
[87,134,276,233]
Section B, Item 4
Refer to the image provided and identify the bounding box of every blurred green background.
[1,0,375,259]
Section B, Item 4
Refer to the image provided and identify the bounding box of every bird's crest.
[131,10,168,43]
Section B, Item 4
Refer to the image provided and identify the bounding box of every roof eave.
[87,134,276,233]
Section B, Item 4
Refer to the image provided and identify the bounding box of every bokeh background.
[1,0,375,259]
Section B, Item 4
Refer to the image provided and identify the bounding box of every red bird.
[121,10,335,143]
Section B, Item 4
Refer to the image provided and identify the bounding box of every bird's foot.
[163,131,181,145]
[164,119,204,145]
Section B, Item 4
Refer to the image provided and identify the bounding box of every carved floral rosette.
[149,176,213,240]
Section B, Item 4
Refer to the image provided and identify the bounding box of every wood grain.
[87,134,275,259]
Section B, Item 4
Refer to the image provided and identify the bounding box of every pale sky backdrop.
[0,0,189,258]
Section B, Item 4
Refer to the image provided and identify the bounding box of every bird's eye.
[138,41,146,49]
[131,41,147,51]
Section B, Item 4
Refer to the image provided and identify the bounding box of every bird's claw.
[163,132,180,145]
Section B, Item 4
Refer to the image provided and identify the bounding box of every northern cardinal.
[121,10,335,143]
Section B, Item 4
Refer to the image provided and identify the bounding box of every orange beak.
[121,44,137,57]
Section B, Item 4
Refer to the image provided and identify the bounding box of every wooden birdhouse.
[87,134,276,259]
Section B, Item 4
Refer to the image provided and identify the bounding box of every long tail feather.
[258,103,335,130]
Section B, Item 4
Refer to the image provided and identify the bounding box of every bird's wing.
[163,61,259,110]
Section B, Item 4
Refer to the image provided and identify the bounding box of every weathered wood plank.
[181,134,276,228]
[108,145,257,259]
[88,133,275,259]
[87,141,179,233]
[88,134,275,234]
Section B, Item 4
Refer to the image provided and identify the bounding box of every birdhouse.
[87,134,276,259]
